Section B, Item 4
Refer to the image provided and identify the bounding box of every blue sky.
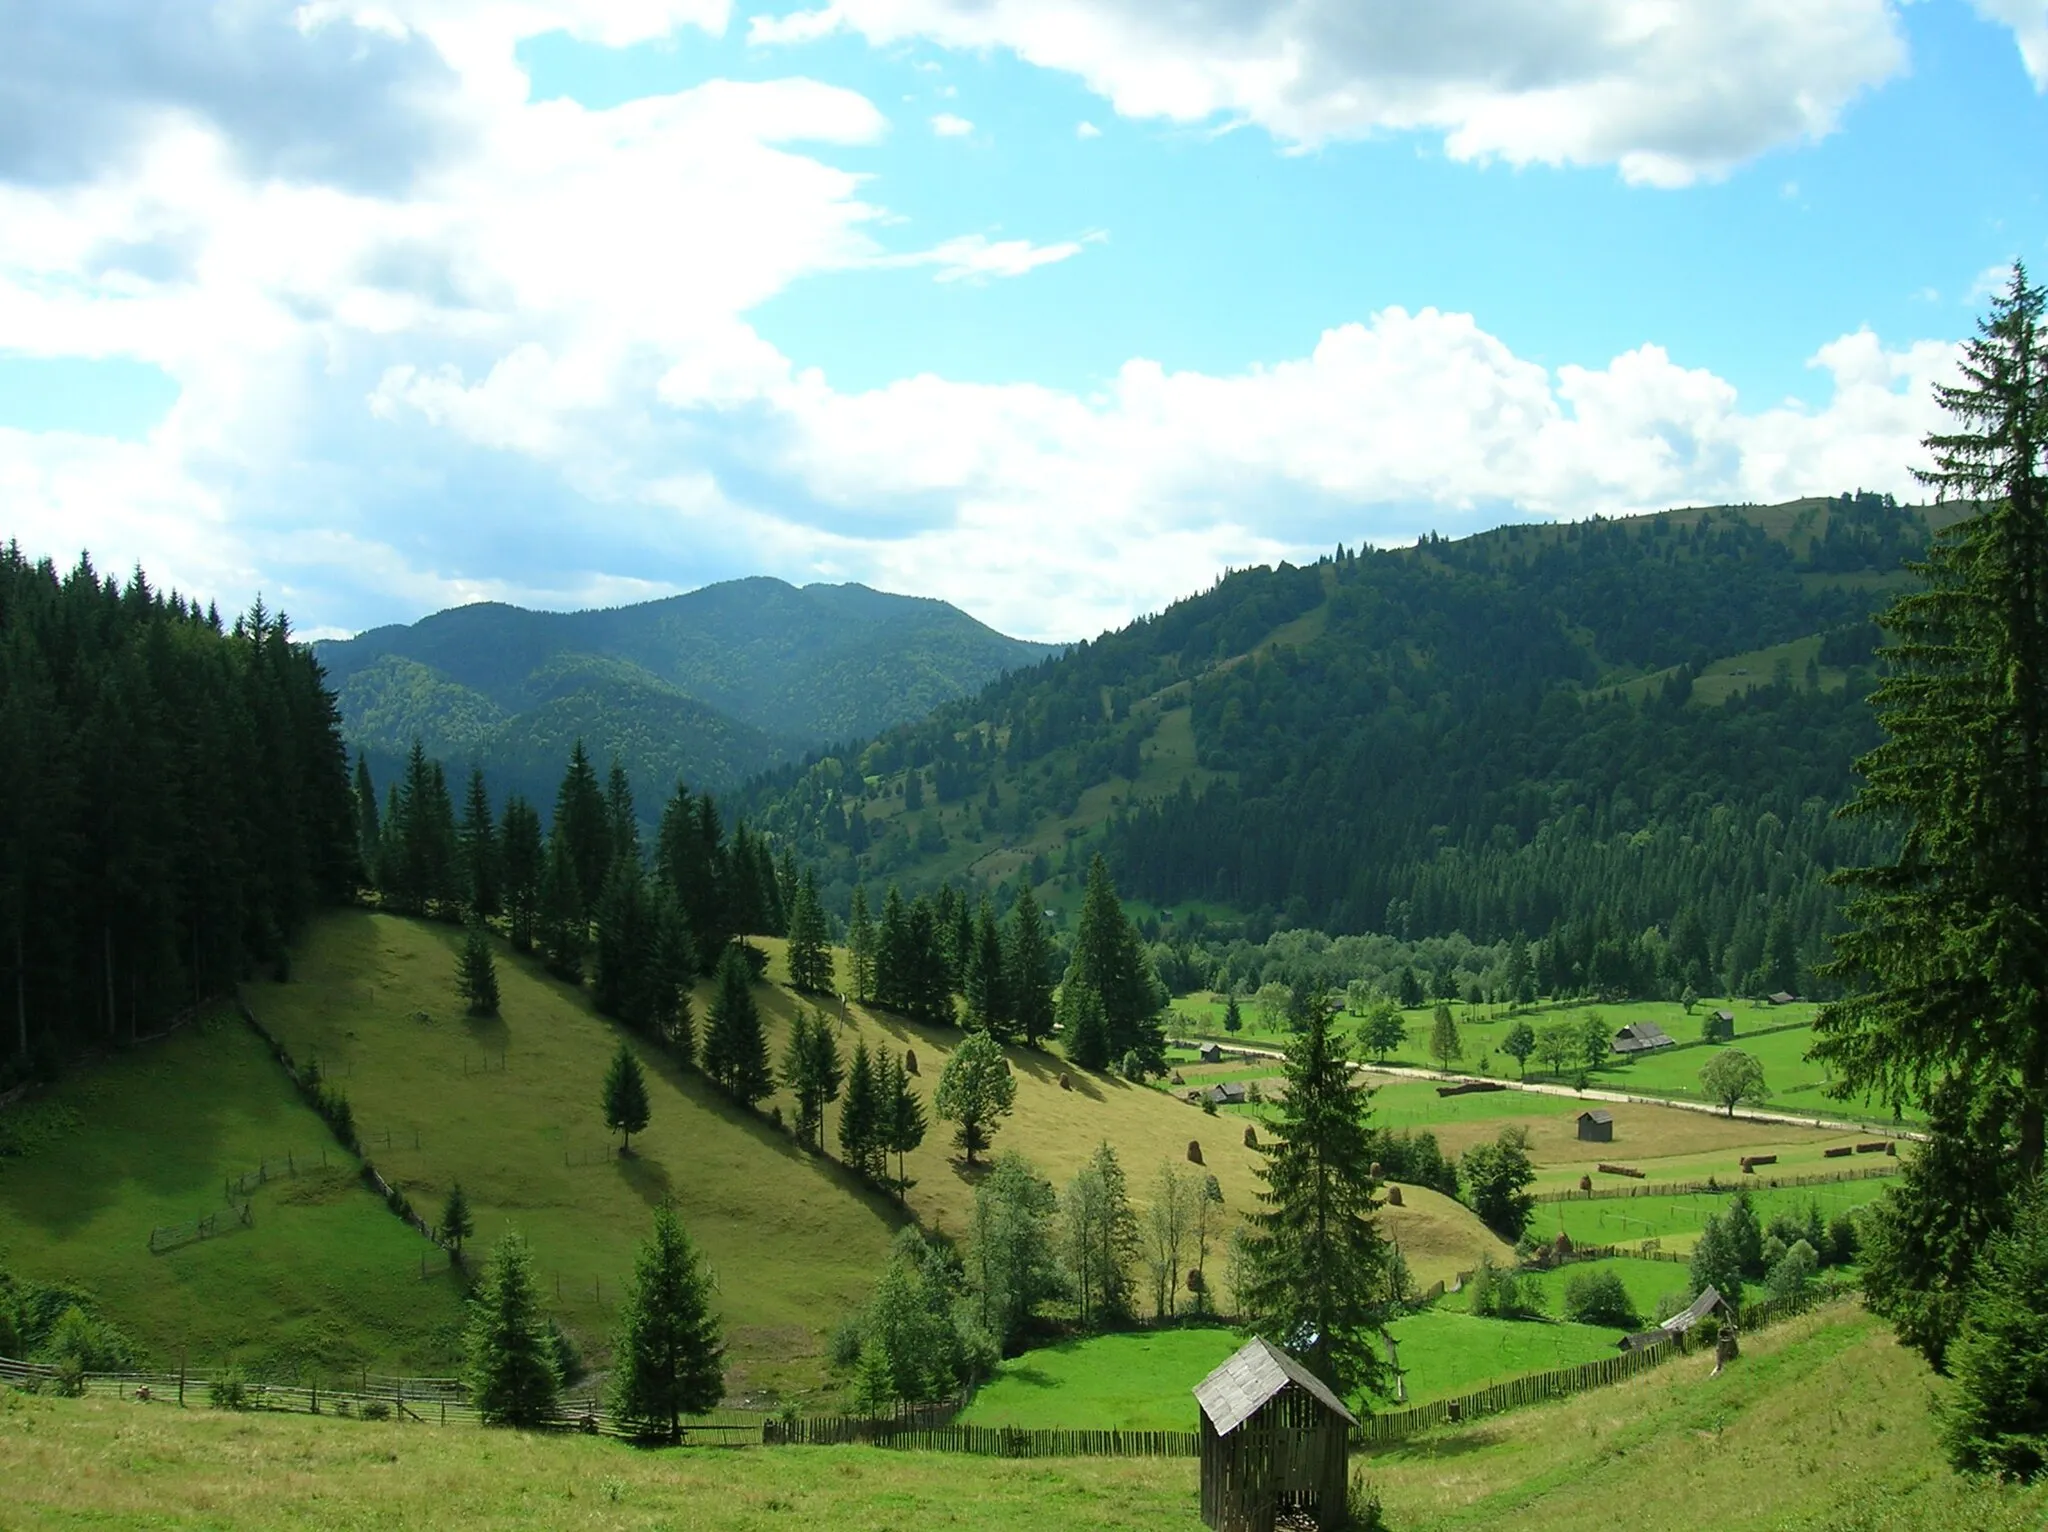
[0,1,2043,641]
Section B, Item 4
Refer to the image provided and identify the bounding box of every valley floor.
[3,1304,2041,1531]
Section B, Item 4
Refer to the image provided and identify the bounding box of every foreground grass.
[0,1388,1197,1531]
[1369,1305,2048,1532]
[0,1011,466,1376]
[7,1305,2035,1532]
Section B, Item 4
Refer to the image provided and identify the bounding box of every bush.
[1766,1239,1818,1303]
[1942,1179,2048,1480]
[1824,1211,1860,1268]
[360,1399,392,1422]
[1563,1268,1641,1329]
[546,1317,586,1386]
[209,1371,250,1410]
[1466,1256,1543,1320]
[1346,1468,1391,1532]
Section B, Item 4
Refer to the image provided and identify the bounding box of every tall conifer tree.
[846,883,877,1002]
[464,1231,560,1427]
[965,895,1011,1039]
[840,1039,883,1179]
[702,945,772,1106]
[603,1040,652,1152]
[608,1201,725,1443]
[460,766,500,919]
[881,1050,926,1200]
[785,867,834,993]
[498,795,544,952]
[553,741,609,919]
[1006,884,1057,1047]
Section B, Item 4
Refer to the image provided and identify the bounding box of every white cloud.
[752,0,1907,186]
[929,111,974,136]
[1970,0,2048,88]
[0,1,1968,648]
[1076,120,1101,138]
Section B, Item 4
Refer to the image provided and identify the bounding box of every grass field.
[5,1303,2041,1530]
[244,912,1515,1398]
[958,1309,1625,1430]
[1438,1256,1695,1323]
[1540,1180,1891,1253]
[0,1010,467,1376]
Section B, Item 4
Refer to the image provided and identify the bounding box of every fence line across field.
[1531,1163,1899,1205]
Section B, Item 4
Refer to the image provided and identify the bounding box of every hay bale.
[1553,1229,1573,1256]
[1369,1161,1382,1179]
[1170,1070,1185,1085]
[904,1049,918,1075]
[1058,1072,1072,1091]
[1186,1268,1206,1294]
[1823,1145,1853,1158]
[1243,1125,1258,1149]
[1579,1174,1593,1192]
[1186,1140,1204,1166]
[1385,1184,1403,1207]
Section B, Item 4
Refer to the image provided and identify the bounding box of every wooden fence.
[764,1416,1199,1458]
[1532,1164,1899,1204]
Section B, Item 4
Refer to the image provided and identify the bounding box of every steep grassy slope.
[5,1305,2041,1531]
[0,1011,467,1375]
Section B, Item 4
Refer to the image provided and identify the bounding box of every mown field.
[3,1304,2039,1532]
[0,1009,467,1377]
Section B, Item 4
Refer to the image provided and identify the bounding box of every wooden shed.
[1576,1108,1614,1143]
[1704,1008,1736,1042]
[1200,1042,1226,1064]
[1195,1337,1355,1532]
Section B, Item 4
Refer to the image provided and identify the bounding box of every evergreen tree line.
[839,856,1167,1078]
[1,548,356,1086]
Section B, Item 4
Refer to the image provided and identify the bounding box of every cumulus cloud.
[0,0,1965,646]
[1076,120,1102,138]
[1971,0,2048,87]
[753,0,1907,186]
[929,111,974,136]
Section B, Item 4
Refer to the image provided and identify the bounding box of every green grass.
[244,912,907,1400]
[7,1303,2042,1531]
[0,1010,467,1376]
[1541,1180,1890,1252]
[1438,1257,1693,1325]
[960,1310,1625,1430]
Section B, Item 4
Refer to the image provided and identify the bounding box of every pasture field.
[246,912,1514,1396]
[4,1305,2039,1531]
[1540,1179,1890,1253]
[958,1309,1623,1430]
[0,1009,466,1377]
[1437,1256,1695,1324]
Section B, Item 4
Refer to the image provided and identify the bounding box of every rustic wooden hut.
[1194,1337,1355,1532]
[1200,1042,1226,1064]
[1576,1108,1614,1143]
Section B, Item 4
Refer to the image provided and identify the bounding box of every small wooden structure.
[1767,991,1798,1007]
[1200,1042,1226,1064]
[1619,1284,1727,1353]
[1206,1081,1250,1107]
[1195,1337,1355,1532]
[1611,1021,1676,1056]
[1576,1108,1614,1143]
[1704,1008,1736,1041]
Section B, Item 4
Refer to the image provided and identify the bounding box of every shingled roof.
[1193,1336,1357,1437]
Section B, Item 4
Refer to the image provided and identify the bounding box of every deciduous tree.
[935,1030,1016,1166]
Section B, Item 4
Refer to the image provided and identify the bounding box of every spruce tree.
[352,754,381,889]
[874,885,909,1011]
[1059,982,1111,1071]
[902,897,953,1025]
[538,830,584,982]
[603,1041,652,1153]
[1237,1004,1394,1400]
[593,863,651,1025]
[458,921,500,1018]
[1429,1003,1463,1073]
[553,741,609,919]
[781,1008,843,1152]
[1817,265,2048,1170]
[881,1050,927,1199]
[1005,883,1057,1047]
[608,1200,725,1444]
[1064,856,1164,1070]
[647,883,697,1064]
[1223,989,1243,1035]
[460,766,500,919]
[785,867,834,994]
[498,795,545,952]
[702,945,772,1107]
[839,1039,882,1179]
[847,883,877,1002]
[605,758,640,876]
[965,896,1010,1038]
[464,1231,560,1427]
[935,1030,1016,1166]
[439,1181,475,1258]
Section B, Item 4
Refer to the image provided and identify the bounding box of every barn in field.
[1611,1021,1676,1056]
[1576,1108,1614,1143]
[1704,1008,1736,1042]
[1195,1336,1355,1532]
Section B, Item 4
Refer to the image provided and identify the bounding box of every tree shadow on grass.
[1374,1423,1511,1462]
[1007,1047,1108,1100]
[614,1149,673,1209]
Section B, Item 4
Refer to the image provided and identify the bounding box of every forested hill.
[313,578,1060,807]
[742,493,1963,1001]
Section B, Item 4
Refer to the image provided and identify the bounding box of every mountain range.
[314,577,1060,806]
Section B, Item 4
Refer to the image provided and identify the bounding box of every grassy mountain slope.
[239,913,1513,1398]
[747,493,1953,996]
[0,1010,467,1376]
[7,1305,2042,1531]
[316,578,1059,799]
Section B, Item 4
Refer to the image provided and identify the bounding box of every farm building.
[1619,1284,1728,1352]
[1576,1109,1614,1143]
[1768,991,1798,1006]
[1610,1021,1676,1056]
[1206,1081,1249,1107]
[1704,1008,1736,1042]
[1195,1337,1355,1532]
[1200,1042,1226,1064]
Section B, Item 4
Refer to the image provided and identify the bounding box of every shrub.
[1346,1469,1391,1532]
[209,1371,249,1410]
[1942,1178,2048,1480]
[360,1399,392,1422]
[1766,1239,1819,1303]
[1466,1256,1543,1320]
[1563,1268,1641,1329]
